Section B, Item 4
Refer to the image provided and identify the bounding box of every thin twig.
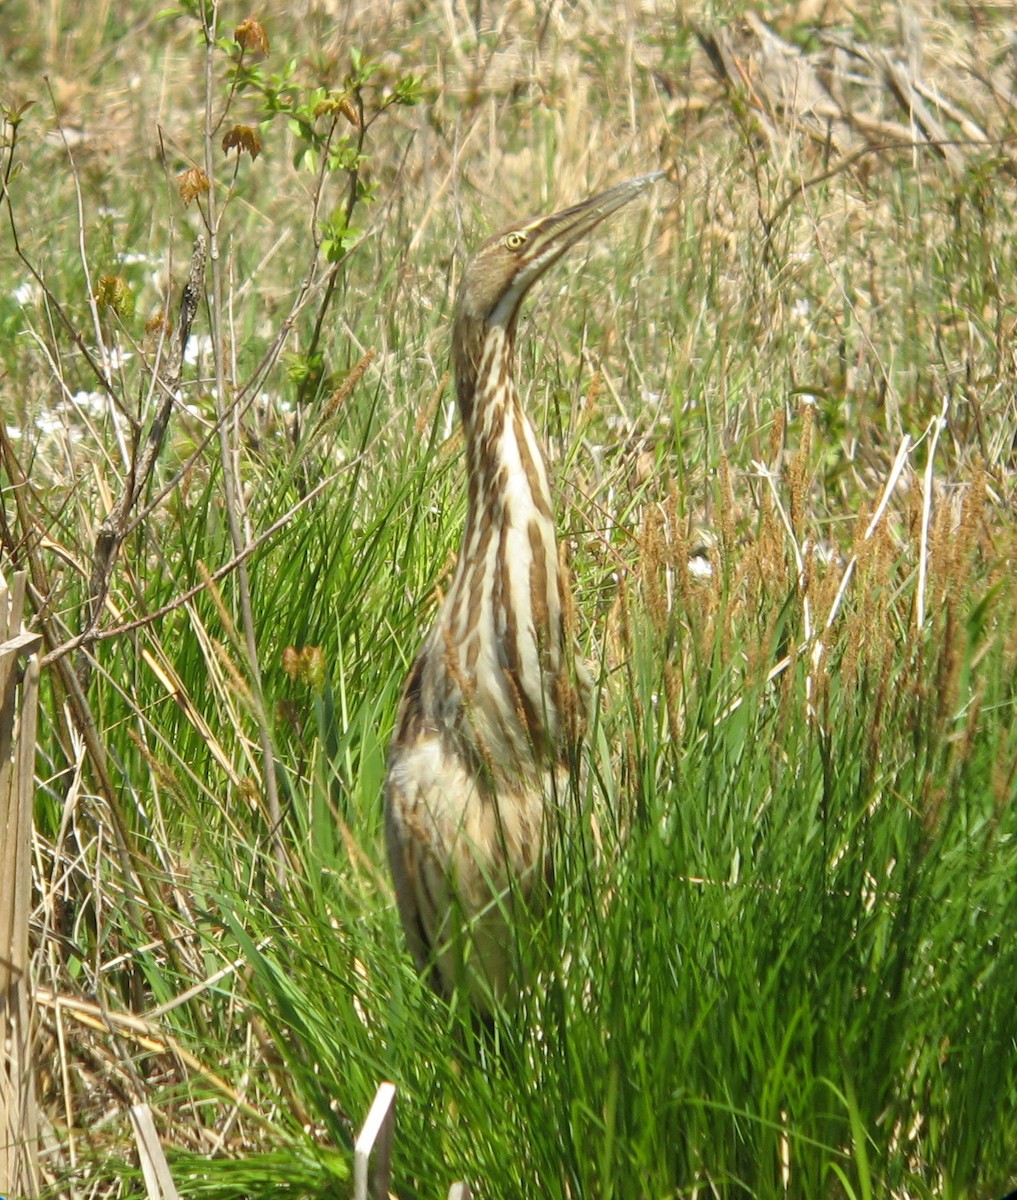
[201,2,286,886]
[82,237,207,661]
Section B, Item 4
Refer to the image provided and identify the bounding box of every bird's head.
[452,173,663,413]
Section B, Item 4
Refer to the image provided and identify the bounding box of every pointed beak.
[512,171,665,296]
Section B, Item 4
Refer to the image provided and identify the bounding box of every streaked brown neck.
[453,307,513,432]
[434,316,565,767]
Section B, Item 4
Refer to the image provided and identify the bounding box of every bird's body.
[385,174,660,1010]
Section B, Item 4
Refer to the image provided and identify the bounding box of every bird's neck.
[437,323,567,766]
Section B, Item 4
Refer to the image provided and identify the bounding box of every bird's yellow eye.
[504,231,527,251]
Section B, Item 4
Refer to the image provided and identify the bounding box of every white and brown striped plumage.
[385,175,661,1011]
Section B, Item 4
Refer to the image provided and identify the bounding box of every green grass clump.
[2,1,1016,1197]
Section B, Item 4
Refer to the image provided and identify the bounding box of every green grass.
[2,1,1017,1197]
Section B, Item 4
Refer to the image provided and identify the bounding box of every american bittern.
[385,173,661,1010]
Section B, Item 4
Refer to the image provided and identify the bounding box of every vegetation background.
[1,0,1016,1196]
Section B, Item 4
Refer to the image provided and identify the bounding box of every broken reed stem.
[0,572,41,1198]
[917,397,949,631]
